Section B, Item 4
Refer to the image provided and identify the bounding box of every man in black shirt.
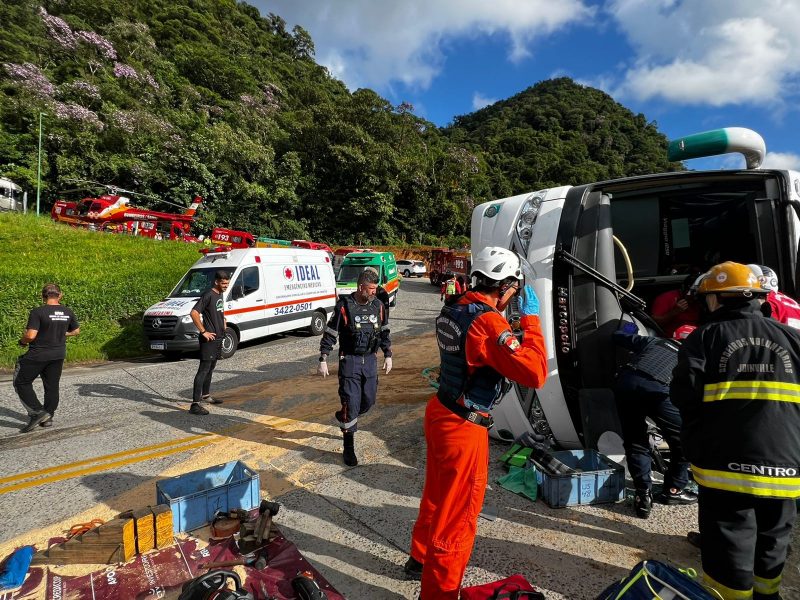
[14,284,80,432]
[189,270,230,415]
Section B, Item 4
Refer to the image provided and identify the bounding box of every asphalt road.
[0,276,441,545]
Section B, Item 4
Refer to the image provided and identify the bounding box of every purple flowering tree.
[52,101,104,130]
[113,62,139,81]
[76,30,117,61]
[3,62,56,98]
[38,7,77,50]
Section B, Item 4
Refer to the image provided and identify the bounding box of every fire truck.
[428,248,471,286]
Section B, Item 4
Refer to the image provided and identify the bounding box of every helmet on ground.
[673,324,697,340]
[747,264,779,292]
[696,262,765,296]
[470,247,522,284]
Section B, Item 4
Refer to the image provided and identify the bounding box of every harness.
[342,295,383,355]
[436,301,505,427]
[624,338,680,385]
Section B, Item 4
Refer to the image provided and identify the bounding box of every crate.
[531,449,624,508]
[156,460,260,533]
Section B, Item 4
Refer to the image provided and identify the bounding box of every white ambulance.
[472,128,800,451]
[143,247,336,358]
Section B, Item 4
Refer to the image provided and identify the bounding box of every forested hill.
[0,1,679,245]
[445,78,681,199]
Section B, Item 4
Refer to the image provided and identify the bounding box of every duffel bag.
[596,560,719,600]
[460,574,545,600]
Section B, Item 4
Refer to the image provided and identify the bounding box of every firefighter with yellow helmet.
[671,261,800,600]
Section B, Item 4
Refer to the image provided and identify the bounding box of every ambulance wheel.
[220,327,239,359]
[389,293,397,307]
[308,310,326,336]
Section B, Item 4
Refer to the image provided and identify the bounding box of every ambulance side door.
[226,264,267,342]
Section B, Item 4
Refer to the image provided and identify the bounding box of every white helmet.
[747,264,779,292]
[471,247,522,284]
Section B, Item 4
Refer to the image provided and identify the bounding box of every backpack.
[596,560,719,600]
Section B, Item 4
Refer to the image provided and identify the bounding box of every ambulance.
[143,247,336,358]
[472,128,800,450]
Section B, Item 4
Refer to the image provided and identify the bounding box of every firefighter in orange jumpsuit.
[405,247,548,599]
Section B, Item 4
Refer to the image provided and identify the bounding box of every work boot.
[203,395,223,405]
[342,432,358,466]
[403,556,423,581]
[39,414,53,427]
[656,487,698,505]
[633,489,653,519]
[20,411,50,433]
[189,402,209,415]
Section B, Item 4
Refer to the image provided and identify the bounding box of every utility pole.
[36,112,46,215]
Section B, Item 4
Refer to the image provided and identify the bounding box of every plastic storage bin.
[531,449,624,508]
[156,460,260,533]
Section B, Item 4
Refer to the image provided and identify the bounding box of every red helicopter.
[51,181,202,241]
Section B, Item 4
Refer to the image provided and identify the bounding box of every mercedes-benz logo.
[152,318,162,329]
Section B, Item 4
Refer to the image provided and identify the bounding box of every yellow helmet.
[696,261,765,296]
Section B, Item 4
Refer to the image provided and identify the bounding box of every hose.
[613,235,635,292]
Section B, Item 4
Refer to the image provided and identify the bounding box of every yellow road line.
[0,438,217,496]
[0,433,215,485]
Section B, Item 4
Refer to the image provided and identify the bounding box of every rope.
[422,366,439,389]
[66,519,105,539]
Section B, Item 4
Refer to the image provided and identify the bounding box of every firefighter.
[748,264,800,330]
[439,272,462,302]
[405,247,547,599]
[612,322,697,519]
[317,268,391,466]
[671,261,800,600]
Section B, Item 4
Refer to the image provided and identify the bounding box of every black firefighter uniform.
[672,300,800,599]
[319,293,391,432]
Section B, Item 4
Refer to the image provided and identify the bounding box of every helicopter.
[50,180,202,241]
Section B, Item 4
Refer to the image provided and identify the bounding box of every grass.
[0,212,200,367]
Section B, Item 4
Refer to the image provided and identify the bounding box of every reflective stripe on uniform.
[336,415,358,430]
[753,573,782,596]
[703,380,800,403]
[692,464,800,498]
[325,327,338,337]
[703,572,752,600]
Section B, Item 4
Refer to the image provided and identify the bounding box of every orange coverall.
[410,290,548,599]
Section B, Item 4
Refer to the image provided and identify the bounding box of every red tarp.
[8,528,343,599]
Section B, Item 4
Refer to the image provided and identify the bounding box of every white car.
[397,259,426,278]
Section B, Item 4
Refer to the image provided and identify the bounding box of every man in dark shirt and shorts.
[189,270,230,415]
[14,284,80,432]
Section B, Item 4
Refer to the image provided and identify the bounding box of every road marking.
[0,438,216,496]
[0,411,333,495]
[0,433,214,485]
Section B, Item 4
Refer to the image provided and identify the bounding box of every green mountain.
[1,1,678,244]
[445,77,682,199]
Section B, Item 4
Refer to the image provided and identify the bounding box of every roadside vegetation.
[0,212,198,367]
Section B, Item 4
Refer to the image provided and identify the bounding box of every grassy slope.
[0,212,200,367]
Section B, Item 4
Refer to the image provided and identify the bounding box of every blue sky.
[253,0,800,172]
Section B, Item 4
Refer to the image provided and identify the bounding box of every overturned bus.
[472,128,800,451]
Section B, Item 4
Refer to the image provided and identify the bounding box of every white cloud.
[762,152,800,171]
[254,0,593,91]
[608,0,800,106]
[472,92,497,110]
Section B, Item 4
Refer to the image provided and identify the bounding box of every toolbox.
[156,460,260,533]
[530,449,624,508]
